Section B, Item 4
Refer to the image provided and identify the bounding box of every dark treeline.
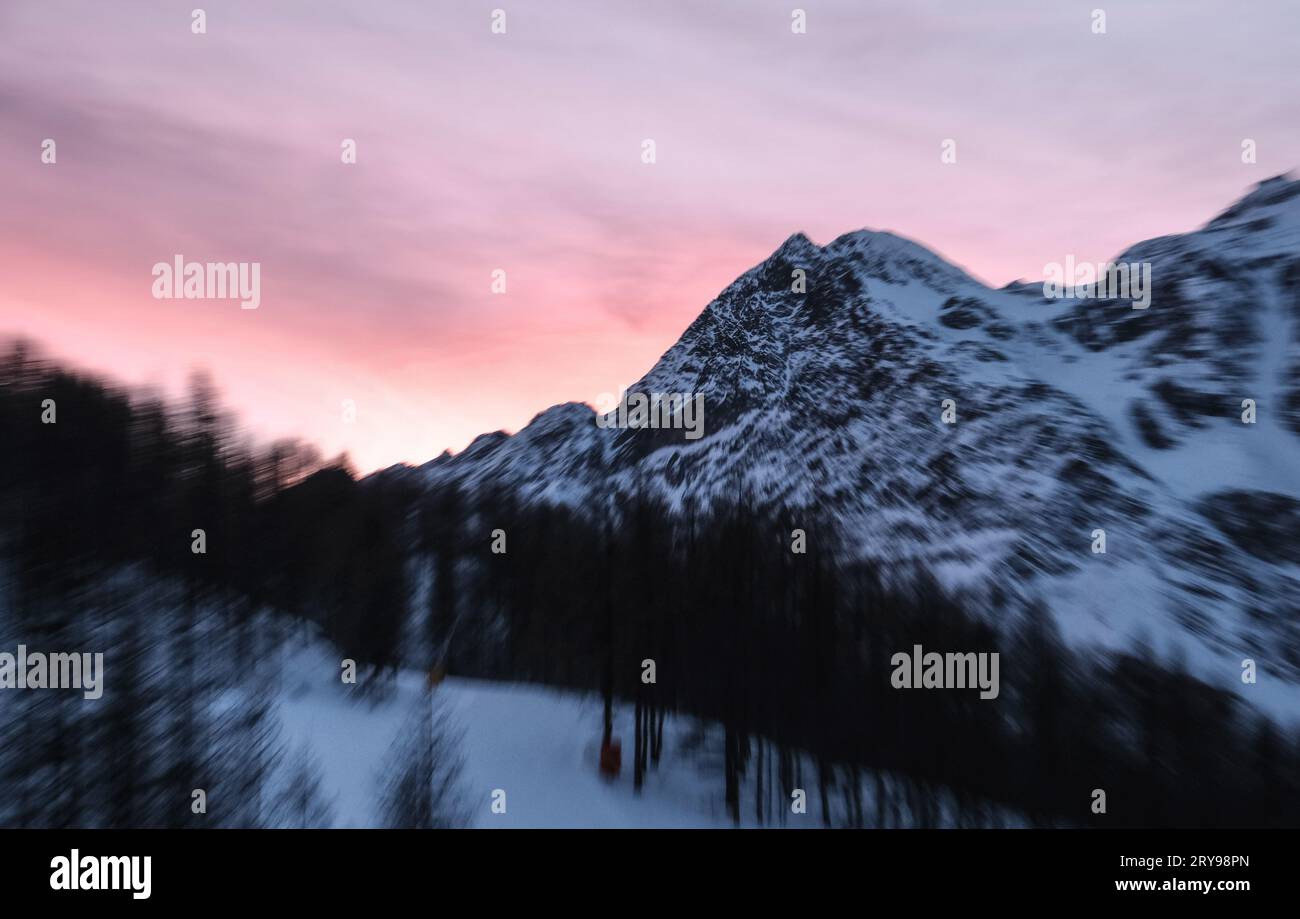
[429,486,1300,828]
[1,341,409,674]
[3,341,1297,828]
[0,343,381,826]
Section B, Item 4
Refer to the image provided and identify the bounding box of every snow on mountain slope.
[391,175,1300,716]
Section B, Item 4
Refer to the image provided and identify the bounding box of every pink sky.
[2,0,1298,472]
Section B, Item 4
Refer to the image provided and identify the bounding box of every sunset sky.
[3,0,1298,472]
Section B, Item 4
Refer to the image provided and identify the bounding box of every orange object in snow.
[599,738,622,778]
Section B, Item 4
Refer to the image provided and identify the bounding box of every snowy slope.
[274,641,1024,828]
[277,643,738,828]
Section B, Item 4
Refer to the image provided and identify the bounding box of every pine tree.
[270,745,335,828]
[379,691,469,829]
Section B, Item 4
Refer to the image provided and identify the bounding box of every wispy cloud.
[2,0,1297,470]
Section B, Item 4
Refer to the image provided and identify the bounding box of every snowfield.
[277,643,737,828]
[275,639,1032,829]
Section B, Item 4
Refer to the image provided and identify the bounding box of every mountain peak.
[1206,172,1300,228]
[773,232,821,261]
[821,227,980,290]
[383,180,1300,714]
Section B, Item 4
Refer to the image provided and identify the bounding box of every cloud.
[2,0,1298,470]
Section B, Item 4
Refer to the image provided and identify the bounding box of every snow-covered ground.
[274,638,1035,828]
[277,642,736,828]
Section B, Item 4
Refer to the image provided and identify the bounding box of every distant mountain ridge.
[380,175,1300,715]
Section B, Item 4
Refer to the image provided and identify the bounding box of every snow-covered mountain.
[389,175,1300,712]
